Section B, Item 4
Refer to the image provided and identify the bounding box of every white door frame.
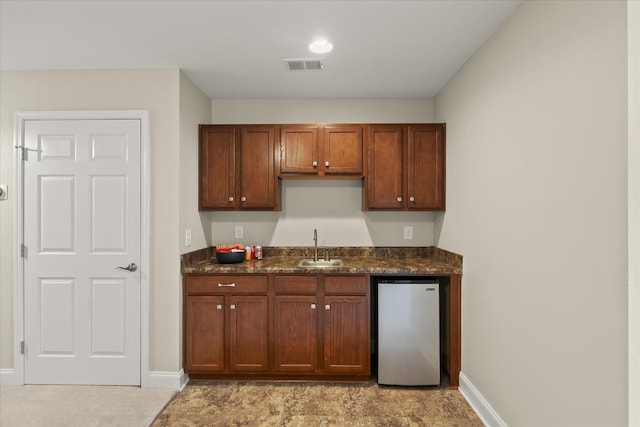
[13,110,150,387]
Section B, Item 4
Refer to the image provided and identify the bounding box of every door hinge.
[14,145,27,161]
[14,145,40,161]
[21,244,27,258]
[21,341,24,354]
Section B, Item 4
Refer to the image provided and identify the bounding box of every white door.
[22,119,141,385]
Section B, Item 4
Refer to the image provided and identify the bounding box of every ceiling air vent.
[284,59,323,71]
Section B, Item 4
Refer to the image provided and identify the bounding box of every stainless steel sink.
[297,259,344,268]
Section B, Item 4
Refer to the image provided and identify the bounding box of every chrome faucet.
[313,229,318,261]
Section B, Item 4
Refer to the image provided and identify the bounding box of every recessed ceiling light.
[309,39,333,54]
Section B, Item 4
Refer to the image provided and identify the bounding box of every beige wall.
[208,99,439,247]
[628,1,640,423]
[0,69,182,373]
[435,1,628,426]
[179,72,211,254]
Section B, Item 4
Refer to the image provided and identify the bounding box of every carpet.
[152,381,483,426]
[0,385,176,427]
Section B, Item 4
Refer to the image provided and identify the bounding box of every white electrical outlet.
[235,225,244,239]
[403,226,413,240]
[185,229,192,247]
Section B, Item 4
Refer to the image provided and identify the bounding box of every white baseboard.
[144,370,189,390]
[0,368,15,386]
[2,368,188,390]
[459,372,508,427]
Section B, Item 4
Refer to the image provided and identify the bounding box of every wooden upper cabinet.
[238,126,277,209]
[199,126,236,209]
[200,122,443,211]
[280,124,363,177]
[365,123,445,211]
[199,125,279,211]
[365,125,405,209]
[280,125,319,174]
[407,125,445,210]
[323,125,363,175]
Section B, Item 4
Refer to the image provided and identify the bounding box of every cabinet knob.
[325,304,330,310]
[216,304,223,310]
[230,304,236,310]
[397,196,402,202]
[312,161,318,167]
[409,196,415,202]
[311,304,316,310]
[240,196,246,202]
[325,161,330,167]
[228,196,234,202]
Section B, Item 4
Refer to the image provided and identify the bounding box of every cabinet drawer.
[324,275,368,294]
[185,275,268,295]
[274,275,318,294]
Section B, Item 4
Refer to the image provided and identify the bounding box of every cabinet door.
[238,126,277,209]
[184,295,225,372]
[228,295,269,372]
[199,126,236,209]
[280,125,319,174]
[273,295,318,373]
[365,125,404,209]
[323,125,363,175]
[407,125,445,210]
[323,295,370,374]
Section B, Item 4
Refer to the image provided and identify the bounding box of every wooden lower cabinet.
[272,275,370,377]
[273,295,318,373]
[184,295,224,372]
[228,295,269,372]
[184,293,268,374]
[183,275,269,375]
[184,273,370,379]
[323,295,369,374]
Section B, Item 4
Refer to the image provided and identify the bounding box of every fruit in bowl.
[215,245,246,264]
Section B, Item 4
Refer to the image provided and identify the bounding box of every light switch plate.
[403,226,413,240]
[185,229,192,247]
[235,225,244,239]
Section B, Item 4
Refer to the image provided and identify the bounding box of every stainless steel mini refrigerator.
[377,280,440,386]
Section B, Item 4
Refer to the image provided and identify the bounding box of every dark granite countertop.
[181,246,462,276]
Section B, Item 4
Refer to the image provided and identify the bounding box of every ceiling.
[0,0,520,99]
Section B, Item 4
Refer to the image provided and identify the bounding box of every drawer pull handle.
[230,304,236,310]
[311,304,316,310]
[218,282,236,287]
[216,304,222,310]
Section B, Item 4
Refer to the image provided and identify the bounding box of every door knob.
[116,263,137,272]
